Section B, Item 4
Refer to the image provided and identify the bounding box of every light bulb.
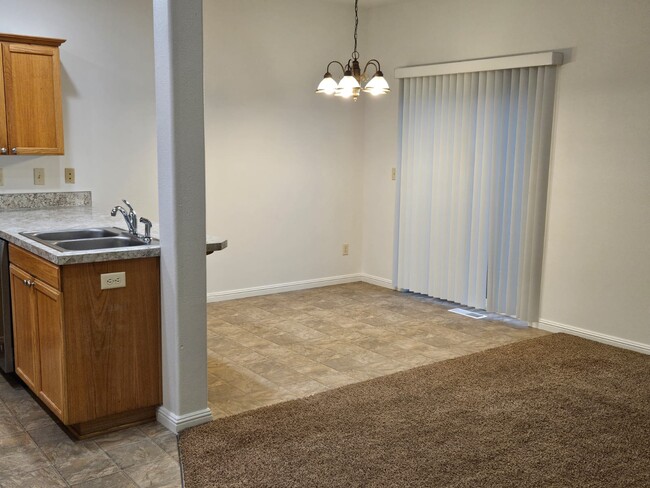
[362,71,390,95]
[316,73,338,95]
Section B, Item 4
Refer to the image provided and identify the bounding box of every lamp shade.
[337,71,361,90]
[335,71,362,98]
[363,72,390,96]
[316,73,338,95]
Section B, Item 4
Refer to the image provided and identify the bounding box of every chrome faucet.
[139,217,152,243]
[111,206,136,234]
[111,199,154,242]
[111,199,139,235]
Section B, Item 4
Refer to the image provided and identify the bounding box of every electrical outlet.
[100,272,126,290]
[64,168,75,184]
[391,168,397,181]
[33,168,45,185]
[0,168,3,186]
[342,244,349,256]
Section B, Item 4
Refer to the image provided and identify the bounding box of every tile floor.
[0,282,548,487]
[206,282,548,417]
[0,374,180,487]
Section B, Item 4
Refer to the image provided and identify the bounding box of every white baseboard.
[207,274,362,302]
[536,319,650,355]
[156,406,213,433]
[358,273,395,289]
[207,273,396,303]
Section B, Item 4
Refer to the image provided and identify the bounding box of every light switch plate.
[34,168,45,185]
[101,272,126,290]
[391,168,397,181]
[65,168,75,184]
[0,168,3,186]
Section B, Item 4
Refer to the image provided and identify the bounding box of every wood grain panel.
[68,406,156,439]
[2,42,64,154]
[9,264,40,392]
[62,258,161,424]
[9,244,60,289]
[0,33,65,47]
[35,281,66,422]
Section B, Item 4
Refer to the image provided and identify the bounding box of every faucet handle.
[122,199,135,213]
[139,217,153,243]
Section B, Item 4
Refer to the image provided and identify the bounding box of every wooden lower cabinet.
[8,244,161,437]
[35,280,65,419]
[9,264,42,393]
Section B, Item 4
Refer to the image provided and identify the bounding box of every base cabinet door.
[9,264,40,392]
[9,263,65,421]
[35,281,65,420]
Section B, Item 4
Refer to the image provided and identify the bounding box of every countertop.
[0,206,227,265]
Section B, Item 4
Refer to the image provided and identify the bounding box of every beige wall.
[0,0,158,218]
[5,0,647,348]
[1,0,365,296]
[362,0,650,346]
[203,0,365,295]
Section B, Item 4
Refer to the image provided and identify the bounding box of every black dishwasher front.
[0,239,13,373]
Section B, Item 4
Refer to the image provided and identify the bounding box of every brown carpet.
[179,333,650,487]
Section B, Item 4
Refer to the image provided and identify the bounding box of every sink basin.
[54,236,150,251]
[21,227,157,252]
[29,228,121,241]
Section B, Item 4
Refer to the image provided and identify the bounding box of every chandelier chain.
[352,0,359,60]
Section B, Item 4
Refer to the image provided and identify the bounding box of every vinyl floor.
[0,282,547,487]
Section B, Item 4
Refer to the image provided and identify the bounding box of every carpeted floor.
[179,333,650,487]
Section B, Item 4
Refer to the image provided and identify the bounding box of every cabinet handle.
[22,279,34,287]
[11,148,17,154]
[0,147,6,155]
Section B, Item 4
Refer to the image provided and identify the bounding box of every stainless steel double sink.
[21,227,157,252]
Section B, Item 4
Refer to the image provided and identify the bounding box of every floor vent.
[449,308,487,320]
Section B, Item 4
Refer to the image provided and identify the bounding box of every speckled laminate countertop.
[0,206,227,265]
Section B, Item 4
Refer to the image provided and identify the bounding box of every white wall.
[362,0,650,346]
[3,0,366,295]
[203,0,365,294]
[0,0,158,218]
[6,0,645,350]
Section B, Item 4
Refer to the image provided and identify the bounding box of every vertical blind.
[395,66,556,322]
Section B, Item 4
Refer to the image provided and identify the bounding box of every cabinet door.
[2,42,63,155]
[9,265,40,392]
[35,281,65,421]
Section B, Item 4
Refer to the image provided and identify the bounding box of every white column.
[152,0,210,432]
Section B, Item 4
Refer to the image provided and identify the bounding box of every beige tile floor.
[0,282,548,487]
[0,374,180,487]
[206,282,548,417]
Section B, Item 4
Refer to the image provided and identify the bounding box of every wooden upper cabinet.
[0,33,65,156]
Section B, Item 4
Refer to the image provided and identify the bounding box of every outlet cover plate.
[100,272,126,290]
[33,168,45,185]
[64,168,75,184]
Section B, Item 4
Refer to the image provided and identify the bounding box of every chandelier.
[315,0,390,101]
